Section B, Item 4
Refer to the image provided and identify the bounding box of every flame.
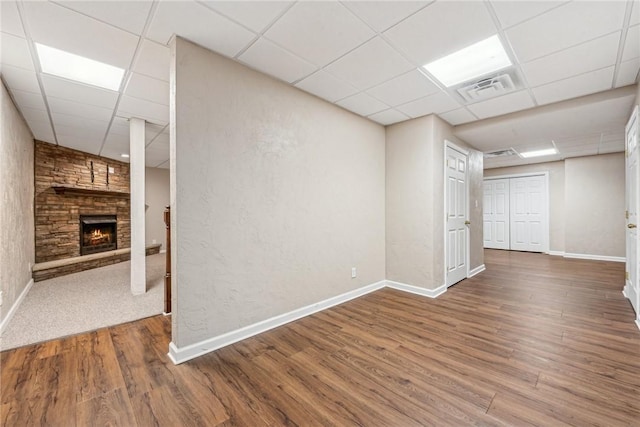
[92,229,104,238]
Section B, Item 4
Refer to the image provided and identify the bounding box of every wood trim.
[51,186,130,198]
[0,279,33,334]
[169,280,387,364]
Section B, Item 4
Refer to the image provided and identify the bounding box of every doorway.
[445,142,469,287]
[624,105,639,321]
[483,173,549,253]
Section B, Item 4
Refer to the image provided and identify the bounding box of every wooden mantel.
[52,186,130,199]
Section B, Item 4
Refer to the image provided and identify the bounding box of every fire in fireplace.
[80,215,117,255]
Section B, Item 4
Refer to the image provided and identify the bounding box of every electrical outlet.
[351,267,357,278]
[152,239,157,244]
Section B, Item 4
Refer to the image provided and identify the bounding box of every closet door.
[483,179,510,249]
[510,175,546,252]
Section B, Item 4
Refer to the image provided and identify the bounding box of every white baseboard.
[635,319,640,332]
[385,280,447,298]
[0,278,33,334]
[563,253,625,263]
[468,264,486,278]
[168,280,386,364]
[548,251,565,257]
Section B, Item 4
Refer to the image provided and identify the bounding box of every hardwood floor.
[2,249,639,426]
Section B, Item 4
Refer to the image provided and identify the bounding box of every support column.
[130,117,146,295]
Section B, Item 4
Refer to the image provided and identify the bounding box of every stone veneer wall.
[35,141,131,263]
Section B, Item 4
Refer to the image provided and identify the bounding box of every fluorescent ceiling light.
[423,35,512,87]
[120,153,130,158]
[35,43,124,91]
[519,148,558,158]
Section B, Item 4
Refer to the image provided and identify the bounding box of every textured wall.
[145,167,169,250]
[0,82,34,325]
[485,161,566,252]
[565,153,625,257]
[172,37,386,348]
[386,115,483,289]
[34,141,130,262]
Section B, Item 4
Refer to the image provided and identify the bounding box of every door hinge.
[626,271,629,280]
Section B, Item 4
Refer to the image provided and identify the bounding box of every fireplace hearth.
[80,215,117,255]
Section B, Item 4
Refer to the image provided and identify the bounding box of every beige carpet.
[0,253,165,351]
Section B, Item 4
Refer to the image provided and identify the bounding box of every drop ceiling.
[1,0,638,169]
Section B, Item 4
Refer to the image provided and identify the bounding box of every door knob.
[629,223,637,229]
[465,220,471,225]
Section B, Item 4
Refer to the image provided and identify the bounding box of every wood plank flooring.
[2,249,639,426]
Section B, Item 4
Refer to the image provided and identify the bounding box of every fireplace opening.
[80,215,117,256]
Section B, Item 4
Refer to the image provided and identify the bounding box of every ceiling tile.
[342,1,429,32]
[521,32,620,87]
[148,132,169,149]
[490,1,567,29]
[155,161,169,169]
[264,2,374,66]
[55,123,108,141]
[439,108,477,126]
[134,39,170,82]
[145,123,167,142]
[294,70,358,103]
[41,74,118,109]
[467,90,535,119]
[366,69,439,107]
[1,32,34,70]
[144,147,169,167]
[52,1,153,35]
[125,73,169,105]
[29,121,56,143]
[622,24,639,61]
[23,1,139,69]
[554,134,601,148]
[146,1,255,58]
[238,38,316,83]
[1,65,40,93]
[102,131,130,152]
[48,96,114,122]
[367,109,409,126]
[56,134,102,154]
[615,58,640,87]
[396,91,460,118]
[19,106,50,125]
[117,95,169,125]
[383,1,497,65]
[200,1,293,33]
[632,0,640,26]
[336,92,388,117]
[506,1,627,63]
[325,37,414,90]
[532,67,615,106]
[9,88,46,111]
[1,1,25,37]
[51,112,109,131]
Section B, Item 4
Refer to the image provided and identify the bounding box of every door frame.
[623,104,639,328]
[444,140,470,286]
[483,172,550,254]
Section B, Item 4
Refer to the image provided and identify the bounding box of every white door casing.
[445,143,469,287]
[625,105,639,318]
[483,179,510,250]
[510,175,547,252]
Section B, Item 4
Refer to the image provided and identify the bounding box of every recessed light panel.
[36,43,124,91]
[519,148,558,158]
[423,35,512,87]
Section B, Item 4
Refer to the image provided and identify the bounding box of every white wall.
[485,154,625,258]
[386,114,483,290]
[0,81,35,329]
[565,153,625,257]
[145,167,169,250]
[171,37,386,349]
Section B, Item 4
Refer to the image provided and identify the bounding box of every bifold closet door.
[510,176,546,252]
[483,179,510,249]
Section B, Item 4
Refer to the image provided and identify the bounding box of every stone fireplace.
[80,215,117,255]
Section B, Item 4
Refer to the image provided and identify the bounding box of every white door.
[510,175,547,252]
[446,145,468,287]
[483,179,510,249]
[625,106,639,316]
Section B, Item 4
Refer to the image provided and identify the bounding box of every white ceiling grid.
[0,0,638,170]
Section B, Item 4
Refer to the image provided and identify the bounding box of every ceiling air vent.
[484,148,517,159]
[457,74,515,102]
